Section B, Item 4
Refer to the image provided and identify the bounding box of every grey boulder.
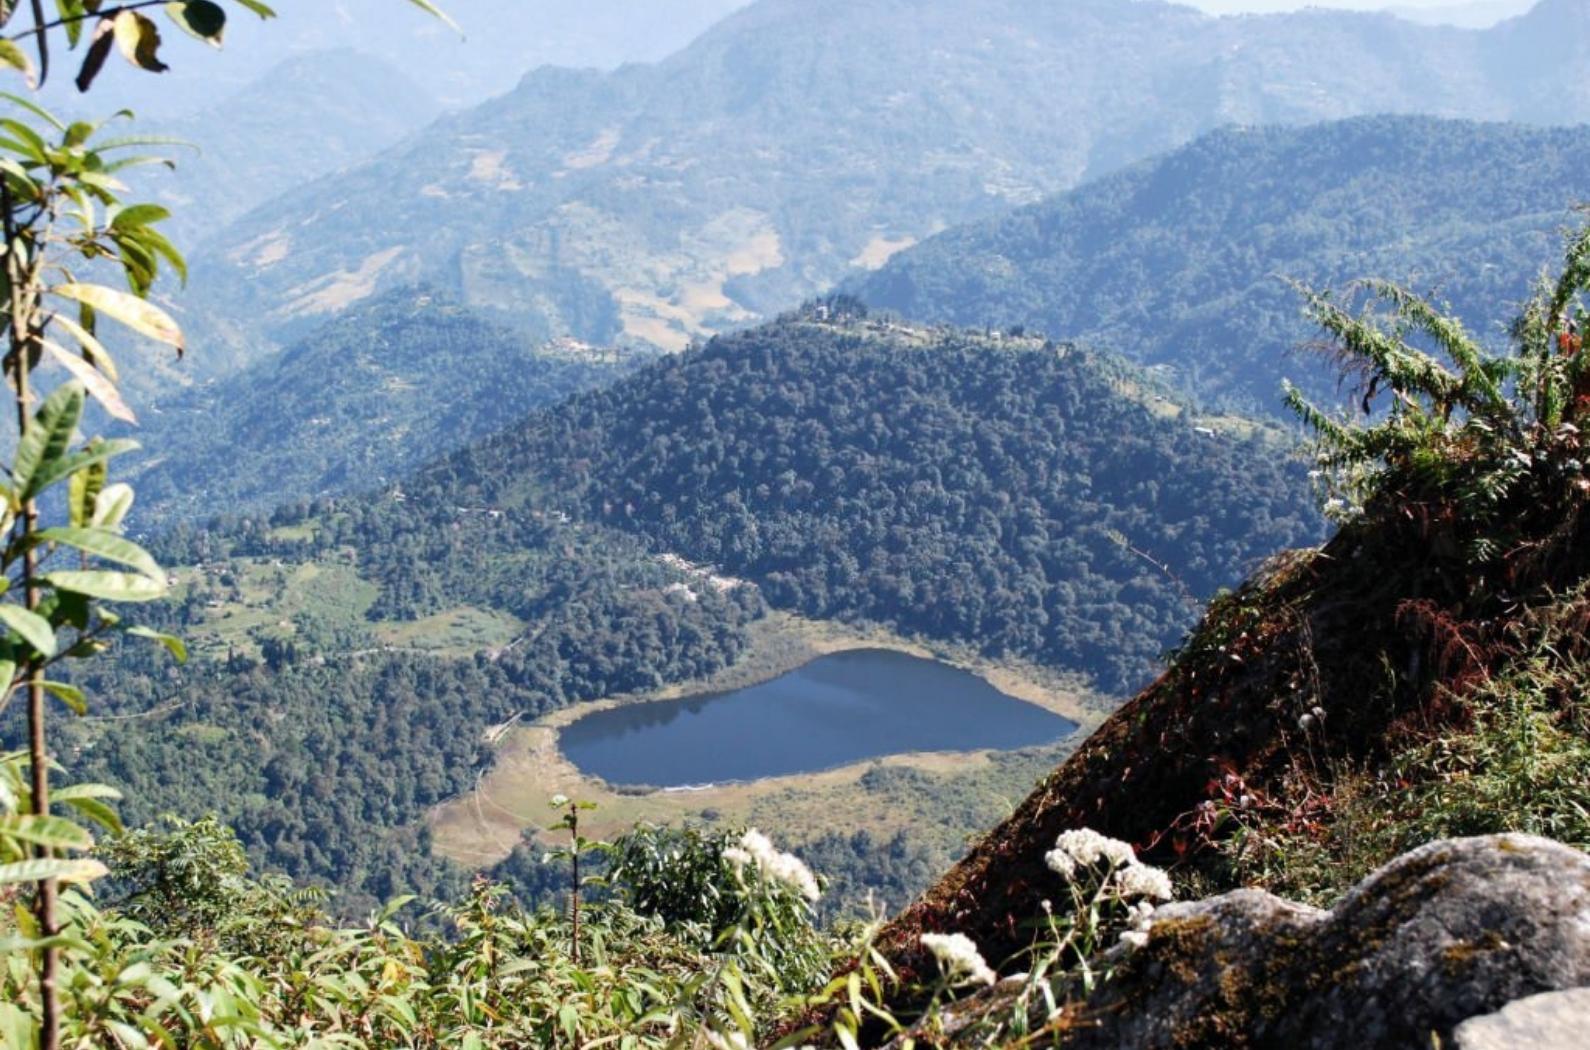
[1453,987,1590,1050]
[1060,834,1590,1048]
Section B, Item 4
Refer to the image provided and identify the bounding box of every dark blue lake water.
[558,648,1076,787]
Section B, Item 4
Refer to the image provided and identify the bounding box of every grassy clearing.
[372,606,524,657]
[266,521,319,543]
[171,558,380,660]
[428,612,1110,867]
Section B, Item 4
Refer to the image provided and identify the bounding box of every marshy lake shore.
[428,611,1116,866]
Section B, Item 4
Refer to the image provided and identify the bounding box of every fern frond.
[1546,221,1590,329]
[1368,281,1511,414]
[1303,288,1462,416]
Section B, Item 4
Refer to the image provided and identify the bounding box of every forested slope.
[852,116,1590,411]
[61,302,1322,900]
[433,304,1322,693]
[51,494,762,910]
[124,288,636,524]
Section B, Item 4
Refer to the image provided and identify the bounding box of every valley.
[1,0,1588,1045]
[51,305,1308,917]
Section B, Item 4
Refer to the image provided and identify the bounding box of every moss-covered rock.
[1055,835,1590,1049]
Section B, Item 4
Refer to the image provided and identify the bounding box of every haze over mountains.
[167,0,1590,375]
[140,51,442,250]
[5,0,1590,1036]
[34,0,752,119]
[1386,0,1532,26]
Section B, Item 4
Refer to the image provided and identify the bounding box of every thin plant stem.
[2,169,59,1050]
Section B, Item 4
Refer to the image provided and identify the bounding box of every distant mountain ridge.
[141,50,442,251]
[124,289,637,525]
[1388,0,1533,27]
[171,0,1590,373]
[849,115,1590,412]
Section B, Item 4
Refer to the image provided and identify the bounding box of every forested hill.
[850,116,1590,413]
[123,288,637,525]
[62,491,763,909]
[426,305,1322,693]
[173,0,1590,371]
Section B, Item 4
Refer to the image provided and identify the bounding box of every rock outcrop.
[1056,834,1590,1048]
[1453,987,1590,1050]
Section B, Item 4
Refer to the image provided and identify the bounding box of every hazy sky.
[1184,0,1510,11]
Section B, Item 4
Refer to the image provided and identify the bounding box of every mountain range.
[166,0,1590,375]
[119,115,1590,524]
[849,115,1590,412]
[139,50,442,252]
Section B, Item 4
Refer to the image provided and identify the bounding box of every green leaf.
[0,660,15,694]
[50,283,183,353]
[229,0,277,18]
[0,814,93,851]
[375,894,417,923]
[0,1001,39,1050]
[42,338,135,423]
[113,10,169,73]
[46,589,91,634]
[0,606,55,658]
[402,0,460,34]
[56,794,121,835]
[44,570,165,603]
[40,680,85,715]
[91,482,134,530]
[27,438,139,503]
[67,457,106,529]
[12,383,84,499]
[37,527,162,581]
[126,625,186,663]
[0,857,107,886]
[165,1,225,45]
[0,40,32,83]
[63,120,94,148]
[50,311,118,384]
[0,117,47,159]
[109,202,171,230]
[0,91,64,133]
[126,223,187,285]
[52,783,122,804]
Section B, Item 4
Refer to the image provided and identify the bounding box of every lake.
[558,648,1076,787]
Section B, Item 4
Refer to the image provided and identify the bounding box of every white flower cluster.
[1112,863,1174,902]
[704,1028,749,1050]
[1118,900,1157,951]
[920,931,997,986]
[1043,828,1135,877]
[1044,828,1174,902]
[723,829,821,901]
